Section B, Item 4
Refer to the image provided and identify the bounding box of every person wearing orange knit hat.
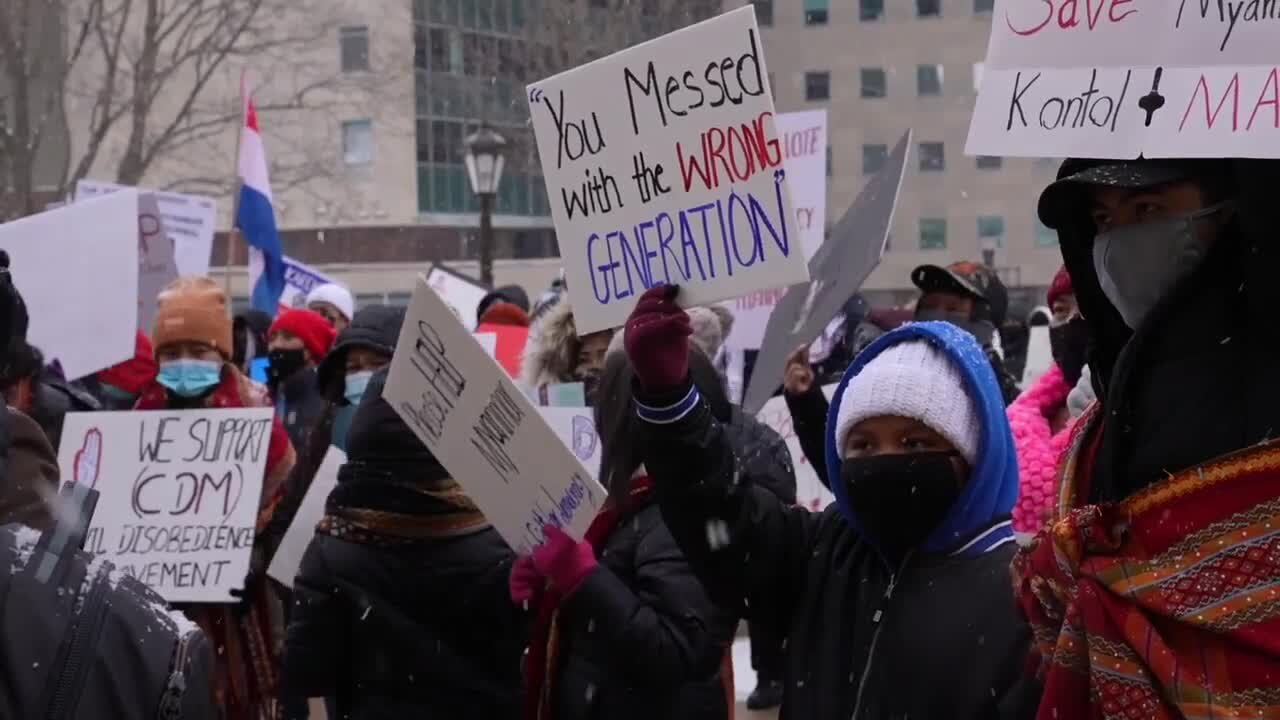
[266,308,337,453]
[133,276,297,719]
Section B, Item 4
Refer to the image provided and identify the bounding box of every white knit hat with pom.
[834,339,981,465]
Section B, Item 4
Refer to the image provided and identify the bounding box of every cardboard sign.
[527,6,809,334]
[743,131,911,414]
[0,191,139,380]
[720,110,829,351]
[967,0,1280,158]
[473,332,498,358]
[137,193,180,332]
[280,256,340,313]
[383,275,606,555]
[539,407,602,480]
[267,446,346,588]
[755,387,836,512]
[76,180,215,276]
[427,264,490,331]
[57,408,273,603]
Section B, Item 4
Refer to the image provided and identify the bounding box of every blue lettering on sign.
[521,472,597,552]
[584,170,790,304]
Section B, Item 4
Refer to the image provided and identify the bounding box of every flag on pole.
[237,76,285,315]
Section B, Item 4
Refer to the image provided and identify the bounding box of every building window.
[917,0,941,16]
[860,0,884,21]
[862,144,888,174]
[805,0,829,25]
[753,0,774,26]
[342,120,373,166]
[805,71,830,101]
[919,218,947,250]
[974,0,995,12]
[1035,218,1059,246]
[976,155,1003,170]
[339,26,370,73]
[917,64,943,96]
[861,68,887,98]
[978,215,1006,248]
[919,142,945,172]
[589,0,608,8]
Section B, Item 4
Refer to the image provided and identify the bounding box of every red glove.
[624,284,692,392]
[509,555,544,607]
[531,524,597,598]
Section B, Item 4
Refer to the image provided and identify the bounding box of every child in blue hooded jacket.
[622,286,1038,720]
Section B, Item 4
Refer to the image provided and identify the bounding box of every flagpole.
[226,70,247,297]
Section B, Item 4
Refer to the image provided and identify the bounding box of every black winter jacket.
[273,366,327,454]
[284,527,524,719]
[552,500,736,720]
[643,385,1038,720]
[724,406,796,504]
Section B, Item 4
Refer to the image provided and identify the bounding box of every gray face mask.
[1092,204,1225,330]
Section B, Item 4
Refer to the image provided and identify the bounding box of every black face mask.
[841,451,965,561]
[267,348,307,383]
[914,308,996,348]
[1049,316,1090,386]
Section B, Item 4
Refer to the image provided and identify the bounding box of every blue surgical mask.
[157,360,222,398]
[344,370,373,406]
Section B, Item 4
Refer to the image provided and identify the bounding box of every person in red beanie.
[267,308,337,453]
[81,331,160,410]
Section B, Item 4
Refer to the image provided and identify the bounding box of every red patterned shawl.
[1013,407,1280,719]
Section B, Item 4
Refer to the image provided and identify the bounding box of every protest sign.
[137,193,180,332]
[743,131,911,414]
[76,180,215,276]
[473,332,498,358]
[539,407,602,480]
[57,408,273,603]
[967,0,1280,158]
[756,388,836,512]
[527,6,808,334]
[280,256,341,313]
[427,264,490,331]
[268,446,346,588]
[720,110,829,351]
[383,275,606,554]
[0,192,139,379]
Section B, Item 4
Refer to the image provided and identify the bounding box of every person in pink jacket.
[1007,267,1087,534]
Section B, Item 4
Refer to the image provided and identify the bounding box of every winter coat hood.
[316,305,406,397]
[824,321,1017,557]
[520,297,580,389]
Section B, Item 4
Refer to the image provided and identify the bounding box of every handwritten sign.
[427,263,490,331]
[76,180,215,276]
[137,193,180,332]
[527,6,809,334]
[267,446,346,588]
[280,256,340,313]
[0,191,139,379]
[540,408,602,480]
[967,0,1280,157]
[57,408,272,603]
[756,388,836,512]
[383,275,606,554]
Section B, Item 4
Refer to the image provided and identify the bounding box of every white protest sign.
[539,407,602,481]
[756,387,836,512]
[280,256,341,313]
[427,264,490,331]
[137,193,180,332]
[383,275,606,554]
[473,332,498,358]
[720,110,829,350]
[0,192,138,379]
[527,6,809,334]
[76,180,215,276]
[268,446,346,588]
[58,408,273,603]
[967,0,1280,158]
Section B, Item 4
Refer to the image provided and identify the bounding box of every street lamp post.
[464,125,508,287]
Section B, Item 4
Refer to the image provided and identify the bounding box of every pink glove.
[531,524,597,597]
[624,285,692,392]
[509,555,544,607]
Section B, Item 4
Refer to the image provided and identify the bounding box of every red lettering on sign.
[1180,73,1241,132]
[1006,0,1136,36]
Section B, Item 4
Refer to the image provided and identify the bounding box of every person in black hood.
[617,285,1037,720]
[266,308,337,453]
[477,284,531,325]
[283,369,526,719]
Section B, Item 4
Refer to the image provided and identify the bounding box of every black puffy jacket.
[551,500,736,720]
[724,406,796,504]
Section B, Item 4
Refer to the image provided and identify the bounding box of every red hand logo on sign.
[73,428,103,488]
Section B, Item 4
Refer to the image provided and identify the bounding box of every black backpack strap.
[31,483,98,586]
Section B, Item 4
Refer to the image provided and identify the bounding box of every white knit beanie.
[306,283,355,322]
[834,339,981,465]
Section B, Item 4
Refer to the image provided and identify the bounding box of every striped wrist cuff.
[635,384,701,425]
